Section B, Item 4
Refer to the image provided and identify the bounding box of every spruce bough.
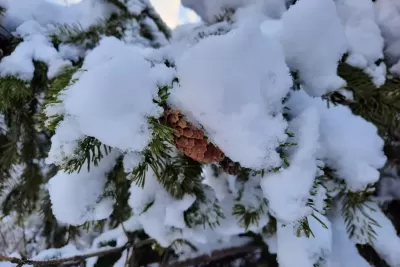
[1,0,400,266]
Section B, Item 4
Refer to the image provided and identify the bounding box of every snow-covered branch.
[0,239,154,266]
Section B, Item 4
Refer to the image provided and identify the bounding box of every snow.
[141,16,169,46]
[234,0,287,24]
[390,61,400,76]
[123,152,143,174]
[125,165,269,251]
[276,213,331,267]
[125,0,147,15]
[202,165,230,201]
[0,0,110,31]
[287,91,386,192]
[165,195,196,228]
[128,169,191,247]
[280,0,347,97]
[369,202,400,266]
[166,20,232,59]
[181,0,287,23]
[180,0,216,23]
[336,0,384,67]
[0,20,71,80]
[32,244,81,260]
[170,23,291,170]
[329,210,371,267]
[0,253,20,267]
[375,0,400,76]
[0,262,14,267]
[260,19,284,39]
[62,37,163,152]
[48,151,120,225]
[261,107,320,223]
[0,213,45,257]
[46,116,85,166]
[335,0,386,86]
[264,234,277,254]
[91,217,139,249]
[113,250,129,267]
[377,166,400,201]
[122,16,169,48]
[364,62,387,87]
[58,44,84,62]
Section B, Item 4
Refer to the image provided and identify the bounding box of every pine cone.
[219,158,241,175]
[164,108,225,163]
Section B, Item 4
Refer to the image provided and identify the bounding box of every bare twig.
[0,239,154,266]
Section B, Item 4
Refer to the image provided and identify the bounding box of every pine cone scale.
[163,108,224,163]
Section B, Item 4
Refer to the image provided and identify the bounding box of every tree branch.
[0,240,261,267]
[0,239,154,266]
[166,243,260,267]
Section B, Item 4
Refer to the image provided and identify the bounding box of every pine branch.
[63,136,112,173]
[336,62,400,146]
[0,239,154,266]
[341,188,380,243]
[184,197,224,229]
[50,5,170,49]
[232,200,267,230]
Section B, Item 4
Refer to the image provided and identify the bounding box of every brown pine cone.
[164,108,225,163]
[219,158,241,175]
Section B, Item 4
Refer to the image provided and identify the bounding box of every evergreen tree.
[0,0,169,260]
[1,0,400,267]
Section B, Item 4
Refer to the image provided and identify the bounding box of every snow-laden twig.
[0,239,155,266]
[1,241,261,267]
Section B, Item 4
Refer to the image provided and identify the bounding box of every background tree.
[0,0,169,260]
